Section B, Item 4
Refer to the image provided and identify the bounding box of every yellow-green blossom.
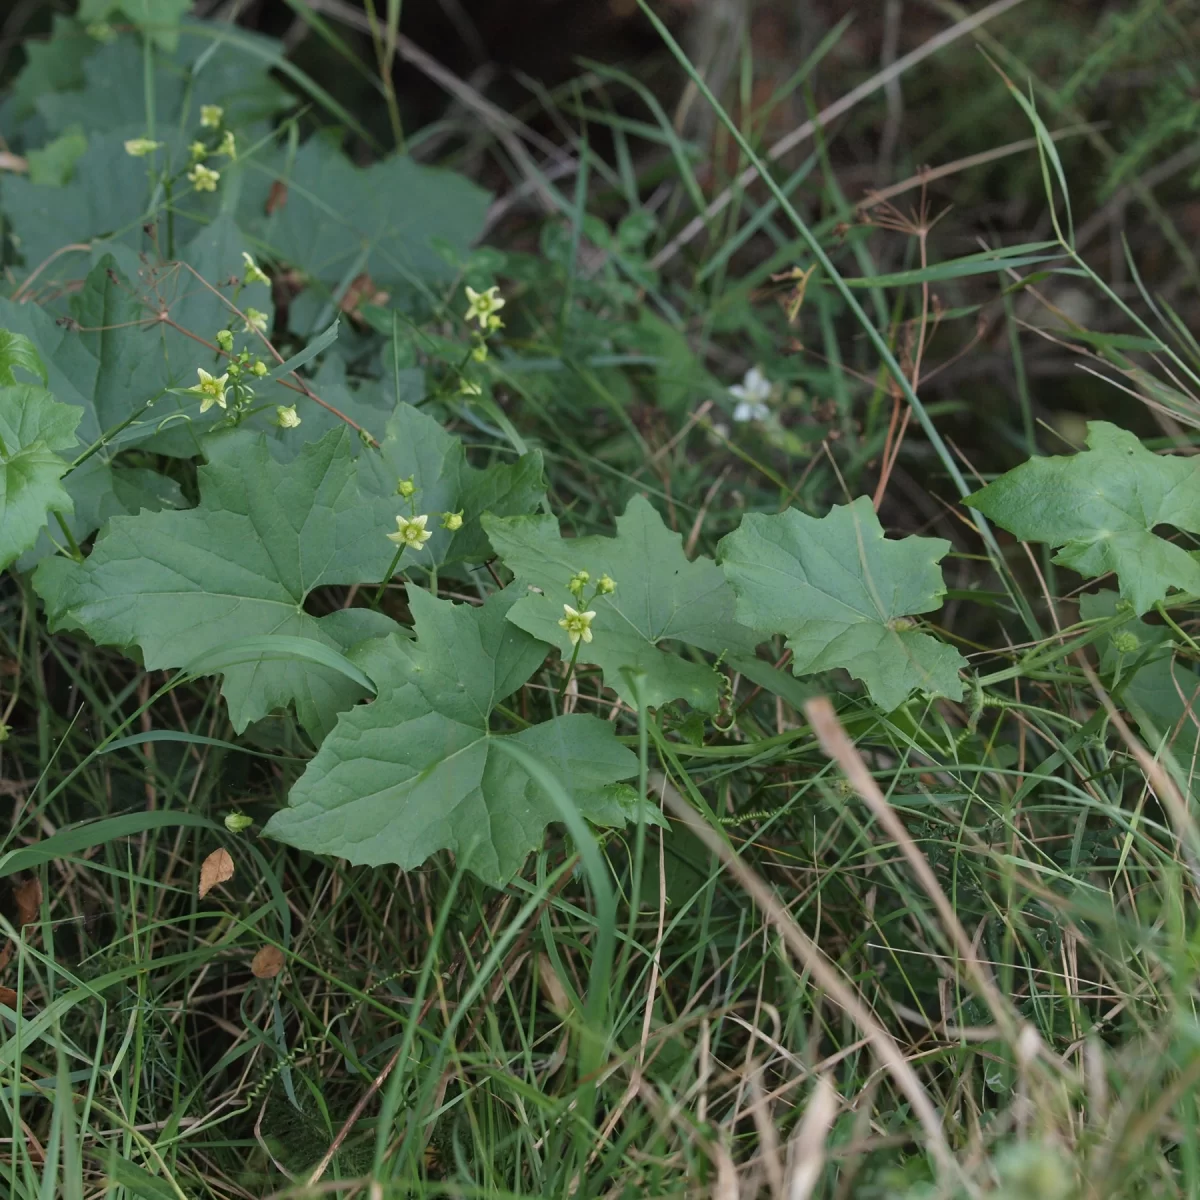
[275,405,301,429]
[241,252,269,285]
[597,574,616,595]
[124,137,162,157]
[215,329,233,352]
[464,285,505,329]
[568,570,589,599]
[459,379,482,396]
[243,308,268,334]
[471,340,488,363]
[218,130,236,158]
[185,367,230,413]
[224,812,254,833]
[200,104,224,129]
[188,163,220,192]
[251,359,268,377]
[189,140,207,161]
[558,604,596,647]
[387,513,432,550]
[396,477,416,499]
[441,511,463,531]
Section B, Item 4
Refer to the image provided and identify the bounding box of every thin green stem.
[372,546,405,608]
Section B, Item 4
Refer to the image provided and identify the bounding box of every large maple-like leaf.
[359,402,545,568]
[483,495,760,711]
[967,422,1200,614]
[718,497,966,711]
[0,385,82,571]
[33,428,399,740]
[264,588,639,885]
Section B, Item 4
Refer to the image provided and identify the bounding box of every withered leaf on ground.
[251,945,285,979]
[198,848,234,899]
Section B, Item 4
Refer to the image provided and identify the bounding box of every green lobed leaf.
[0,330,47,386]
[264,588,639,885]
[359,403,546,568]
[33,428,400,741]
[718,496,966,711]
[77,0,193,51]
[484,495,760,711]
[0,385,83,571]
[967,422,1200,614]
[1080,590,1200,767]
[248,138,490,295]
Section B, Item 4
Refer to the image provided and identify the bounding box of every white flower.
[185,367,230,413]
[243,308,269,334]
[558,604,596,646]
[464,285,505,329]
[730,366,772,422]
[241,252,270,285]
[188,163,220,193]
[124,137,162,157]
[386,513,432,550]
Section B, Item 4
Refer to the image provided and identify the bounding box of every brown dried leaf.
[13,879,41,929]
[266,180,288,215]
[251,945,285,980]
[198,848,234,899]
[0,987,17,1007]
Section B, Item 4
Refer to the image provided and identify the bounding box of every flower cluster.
[559,571,616,648]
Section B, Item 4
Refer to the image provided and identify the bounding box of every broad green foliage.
[34,429,400,741]
[1080,590,1200,765]
[719,497,966,711]
[77,0,192,51]
[360,403,545,568]
[0,330,49,386]
[255,139,490,295]
[967,422,1200,614]
[484,495,759,711]
[0,386,82,571]
[265,588,639,884]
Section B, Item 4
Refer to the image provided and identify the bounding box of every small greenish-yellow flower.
[396,477,416,499]
[242,252,270,285]
[218,130,236,158]
[189,140,207,161]
[188,163,220,192]
[441,510,463,531]
[216,329,234,352]
[186,367,230,413]
[471,340,488,363]
[568,569,589,599]
[224,812,254,833]
[459,378,482,397]
[227,362,242,379]
[251,359,268,377]
[275,405,301,429]
[200,104,224,129]
[243,308,268,334]
[387,513,432,550]
[124,137,162,157]
[559,604,596,647]
[486,313,504,333]
[1112,631,1141,655]
[464,284,505,329]
[597,574,616,595]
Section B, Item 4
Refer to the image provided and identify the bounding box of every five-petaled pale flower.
[464,285,505,329]
[441,510,463,531]
[729,365,771,423]
[188,163,220,192]
[186,367,230,413]
[387,513,432,550]
[124,137,161,157]
[242,252,269,285]
[559,604,596,647]
[275,405,301,429]
[243,308,268,334]
[597,574,616,595]
[200,104,224,128]
[218,130,236,158]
